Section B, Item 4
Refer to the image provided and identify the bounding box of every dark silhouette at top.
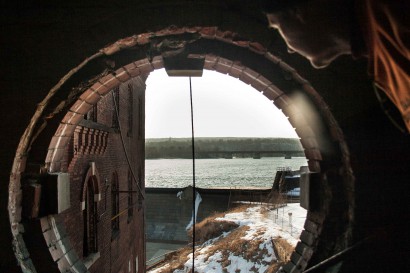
[263,0,410,132]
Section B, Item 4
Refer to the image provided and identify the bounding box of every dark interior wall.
[1,1,409,272]
[0,2,279,268]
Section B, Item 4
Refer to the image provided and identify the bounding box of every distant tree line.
[145,137,304,159]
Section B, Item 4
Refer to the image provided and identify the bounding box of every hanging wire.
[111,90,145,200]
[189,76,197,272]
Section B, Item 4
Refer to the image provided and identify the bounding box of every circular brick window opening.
[10,29,354,273]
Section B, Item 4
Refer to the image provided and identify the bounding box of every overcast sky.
[145,69,298,138]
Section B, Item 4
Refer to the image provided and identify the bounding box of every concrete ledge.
[146,187,271,194]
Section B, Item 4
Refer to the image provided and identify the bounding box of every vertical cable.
[111,91,144,200]
[189,76,196,272]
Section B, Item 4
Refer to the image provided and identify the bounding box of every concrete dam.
[145,187,272,243]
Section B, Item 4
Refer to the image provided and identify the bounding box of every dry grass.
[225,204,253,213]
[187,204,252,244]
[149,204,285,273]
[273,237,295,262]
[201,225,274,271]
[187,219,239,244]
[154,246,192,273]
[151,206,254,272]
[204,225,249,257]
[264,262,282,273]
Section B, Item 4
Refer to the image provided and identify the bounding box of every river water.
[145,157,308,189]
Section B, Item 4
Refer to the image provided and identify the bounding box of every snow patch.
[176,191,183,200]
[186,192,202,230]
[148,203,307,273]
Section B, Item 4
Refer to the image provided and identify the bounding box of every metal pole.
[288,212,292,236]
[282,204,284,229]
[189,76,196,272]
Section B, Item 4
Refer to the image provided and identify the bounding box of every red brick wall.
[56,76,146,273]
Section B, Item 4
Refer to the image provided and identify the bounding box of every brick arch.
[45,27,347,174]
[12,27,353,273]
[81,162,102,207]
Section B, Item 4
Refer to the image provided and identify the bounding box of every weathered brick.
[114,68,131,83]
[249,42,267,54]
[49,161,62,173]
[239,68,259,86]
[264,52,281,64]
[46,148,66,164]
[215,29,236,43]
[151,56,164,70]
[279,61,297,74]
[57,76,146,273]
[226,62,242,79]
[184,26,201,33]
[70,99,92,115]
[56,254,71,272]
[295,242,309,256]
[290,251,303,267]
[136,33,151,45]
[54,123,77,137]
[40,217,52,233]
[273,94,291,109]
[300,230,316,246]
[48,136,70,150]
[295,125,316,139]
[288,111,308,129]
[304,148,323,161]
[79,89,101,105]
[203,55,218,70]
[90,81,110,96]
[43,229,58,250]
[52,220,68,242]
[263,84,283,101]
[61,111,84,125]
[155,26,185,37]
[48,240,66,262]
[214,58,233,74]
[300,137,319,150]
[307,160,321,173]
[99,74,121,91]
[282,261,298,273]
[290,70,309,85]
[232,39,249,48]
[250,75,270,92]
[304,219,320,234]
[199,27,217,39]
[134,58,154,75]
[71,259,88,273]
[64,248,79,266]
